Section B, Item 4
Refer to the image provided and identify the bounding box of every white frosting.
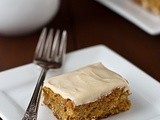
[44,62,129,106]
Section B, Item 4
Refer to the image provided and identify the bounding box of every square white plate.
[0,45,160,120]
[96,0,160,35]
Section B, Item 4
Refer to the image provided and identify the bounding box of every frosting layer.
[44,62,129,106]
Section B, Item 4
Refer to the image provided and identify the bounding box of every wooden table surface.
[0,0,160,82]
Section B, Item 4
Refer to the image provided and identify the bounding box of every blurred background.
[0,0,159,81]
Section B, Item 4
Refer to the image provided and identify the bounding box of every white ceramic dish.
[96,0,160,35]
[0,45,160,120]
[0,0,60,35]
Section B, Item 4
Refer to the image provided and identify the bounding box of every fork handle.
[22,67,47,120]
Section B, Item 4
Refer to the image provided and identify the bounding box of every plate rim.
[96,0,160,35]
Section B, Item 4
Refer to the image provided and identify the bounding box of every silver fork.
[22,28,67,120]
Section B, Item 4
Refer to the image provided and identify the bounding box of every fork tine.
[43,28,53,60]
[34,28,47,59]
[58,30,67,62]
[51,30,60,60]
